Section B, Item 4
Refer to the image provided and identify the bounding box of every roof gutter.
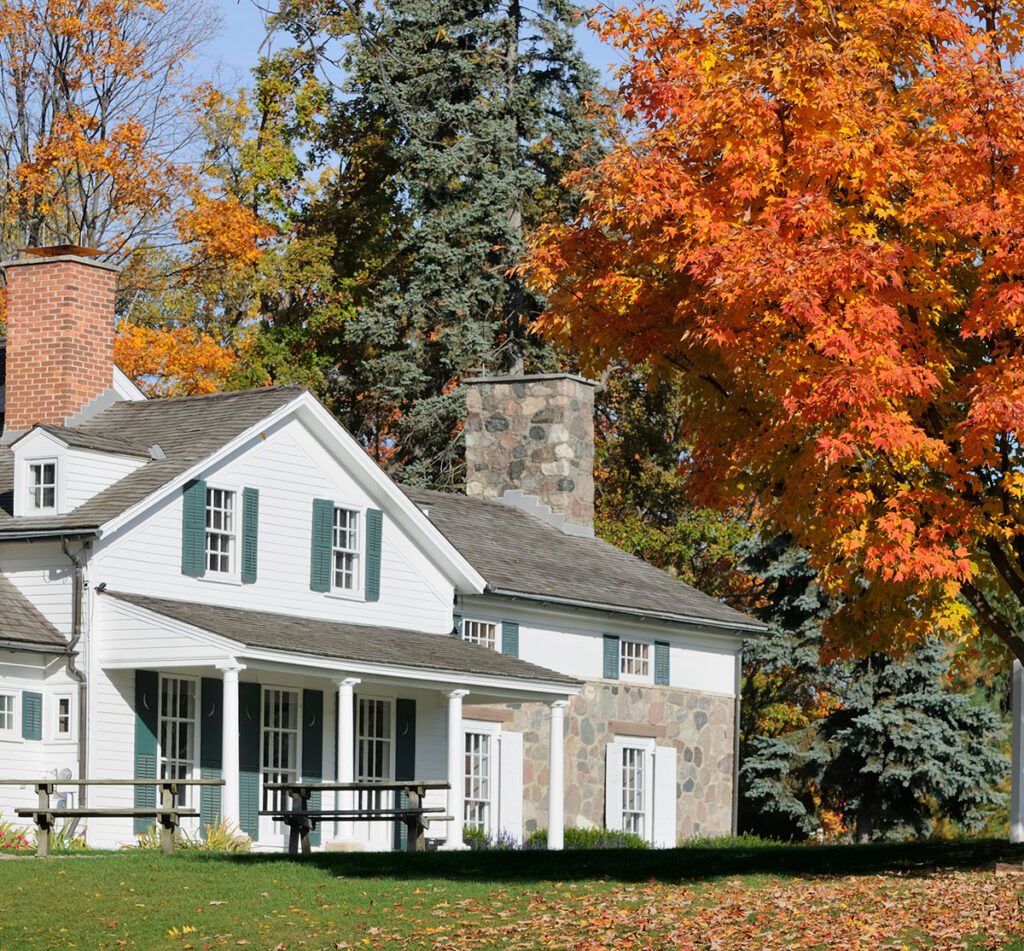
[0,638,73,655]
[484,587,767,635]
[0,528,99,542]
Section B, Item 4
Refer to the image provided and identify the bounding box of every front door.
[354,697,394,849]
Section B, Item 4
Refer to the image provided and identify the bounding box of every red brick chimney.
[2,247,119,433]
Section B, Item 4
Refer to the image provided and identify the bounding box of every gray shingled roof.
[403,487,760,631]
[0,386,304,533]
[0,571,68,650]
[105,591,578,686]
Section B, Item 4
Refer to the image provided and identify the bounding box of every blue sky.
[210,0,627,86]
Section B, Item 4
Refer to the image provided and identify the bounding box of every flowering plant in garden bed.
[0,815,33,852]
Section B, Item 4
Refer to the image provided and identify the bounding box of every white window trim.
[619,638,653,683]
[0,691,17,737]
[462,619,499,652]
[607,735,656,842]
[25,457,61,516]
[52,692,74,741]
[326,503,368,601]
[201,484,240,582]
[463,719,501,837]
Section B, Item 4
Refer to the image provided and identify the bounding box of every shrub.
[525,827,651,850]
[132,819,249,852]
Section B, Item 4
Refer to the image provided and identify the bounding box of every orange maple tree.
[527,0,1024,661]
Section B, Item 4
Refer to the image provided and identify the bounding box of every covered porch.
[94,591,578,851]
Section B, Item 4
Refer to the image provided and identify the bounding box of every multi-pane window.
[620,640,650,678]
[464,731,492,831]
[205,488,236,574]
[463,620,497,650]
[160,678,196,806]
[56,696,72,736]
[356,698,393,814]
[262,688,299,813]
[29,461,56,511]
[621,746,647,837]
[0,694,14,732]
[333,508,361,591]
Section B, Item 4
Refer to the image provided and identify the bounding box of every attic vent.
[148,443,165,460]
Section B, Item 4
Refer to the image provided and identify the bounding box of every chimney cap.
[22,245,105,259]
[464,372,597,387]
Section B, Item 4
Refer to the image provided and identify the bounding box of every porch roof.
[104,591,579,687]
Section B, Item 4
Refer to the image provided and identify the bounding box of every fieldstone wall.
[501,682,735,844]
[464,374,596,533]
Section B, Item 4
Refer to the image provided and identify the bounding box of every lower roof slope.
[404,487,761,632]
[0,571,68,651]
[106,591,579,687]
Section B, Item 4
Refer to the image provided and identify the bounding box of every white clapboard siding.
[652,745,678,848]
[498,730,524,843]
[92,418,454,634]
[464,596,738,695]
[64,449,146,511]
[0,541,73,636]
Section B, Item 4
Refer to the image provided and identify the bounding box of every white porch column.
[548,700,570,851]
[217,662,245,829]
[335,677,360,840]
[442,689,470,850]
[1012,661,1024,843]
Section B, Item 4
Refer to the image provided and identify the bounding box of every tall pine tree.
[263,0,603,484]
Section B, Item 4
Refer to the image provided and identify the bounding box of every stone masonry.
[469,682,736,844]
[464,374,596,534]
[3,249,118,432]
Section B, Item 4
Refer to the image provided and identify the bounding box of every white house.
[0,247,762,851]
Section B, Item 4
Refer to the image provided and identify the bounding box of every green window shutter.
[603,634,621,680]
[310,499,334,592]
[365,508,383,602]
[302,689,324,846]
[21,691,42,740]
[502,621,520,658]
[238,681,261,840]
[199,678,223,833]
[240,487,259,584]
[452,612,463,639]
[181,479,207,577]
[654,641,670,686]
[393,698,416,850]
[134,671,159,833]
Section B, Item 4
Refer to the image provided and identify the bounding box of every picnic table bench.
[0,778,224,856]
[262,780,452,854]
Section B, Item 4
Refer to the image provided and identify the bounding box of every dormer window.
[28,460,57,512]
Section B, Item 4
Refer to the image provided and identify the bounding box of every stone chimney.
[464,373,596,537]
[2,247,119,434]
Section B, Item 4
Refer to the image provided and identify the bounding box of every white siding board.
[64,449,145,511]
[0,541,73,636]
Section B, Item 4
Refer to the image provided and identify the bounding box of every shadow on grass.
[180,838,1024,884]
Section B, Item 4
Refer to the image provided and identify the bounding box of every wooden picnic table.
[261,780,452,854]
[0,778,224,856]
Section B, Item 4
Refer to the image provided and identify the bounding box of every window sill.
[325,588,366,603]
[198,574,243,587]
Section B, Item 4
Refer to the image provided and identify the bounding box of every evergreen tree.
[262,0,603,484]
[740,537,1006,841]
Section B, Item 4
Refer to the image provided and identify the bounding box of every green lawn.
[2,841,1024,950]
